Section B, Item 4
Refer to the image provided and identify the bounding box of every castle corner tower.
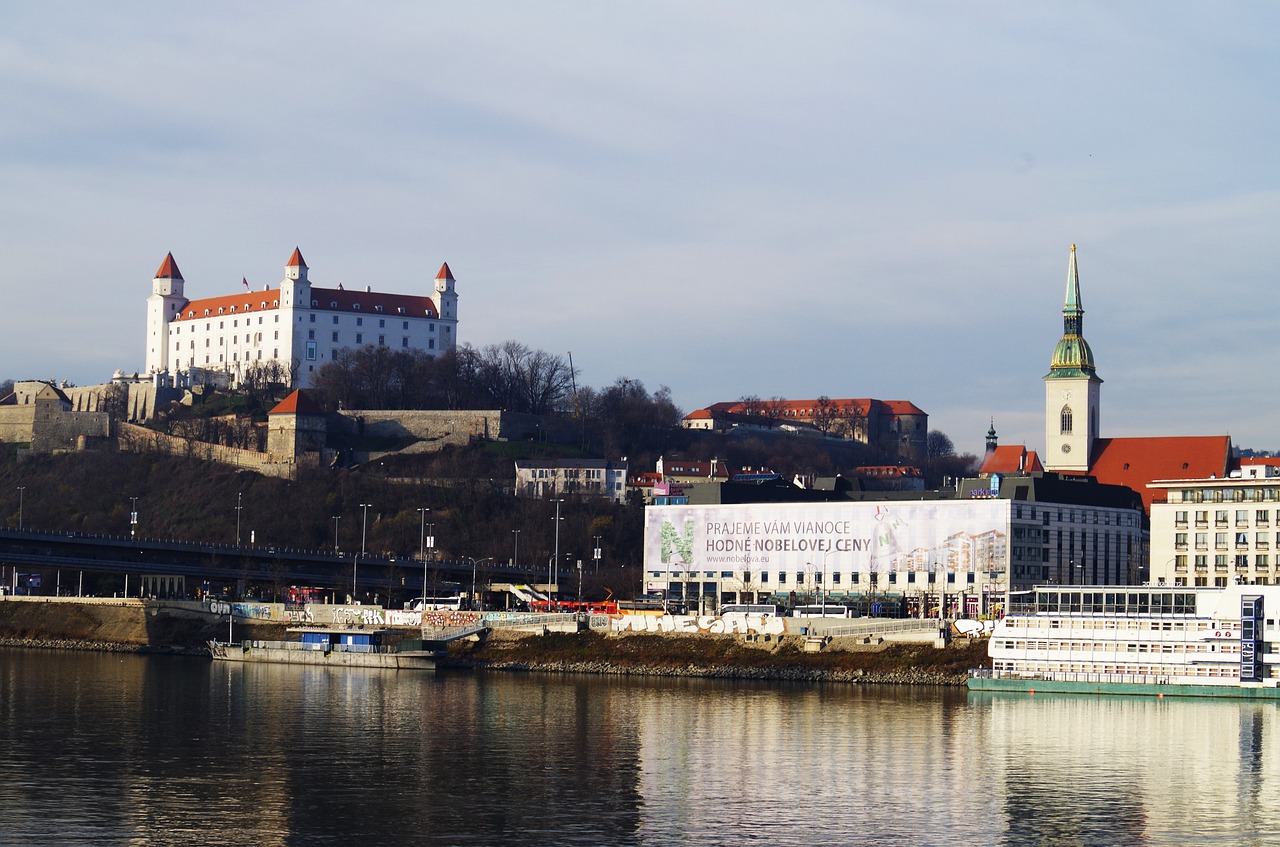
[145,253,188,375]
[1043,244,1101,472]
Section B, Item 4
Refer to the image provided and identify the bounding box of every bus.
[405,596,464,611]
[616,599,669,616]
[720,604,780,618]
[790,604,855,618]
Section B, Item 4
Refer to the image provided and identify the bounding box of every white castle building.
[145,248,459,388]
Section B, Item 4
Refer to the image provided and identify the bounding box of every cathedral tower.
[1043,244,1101,472]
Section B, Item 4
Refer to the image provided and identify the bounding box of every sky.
[3,2,1280,456]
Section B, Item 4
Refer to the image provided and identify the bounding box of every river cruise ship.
[968,585,1280,698]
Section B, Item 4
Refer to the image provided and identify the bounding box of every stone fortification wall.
[333,409,578,451]
[64,382,182,423]
[31,408,109,452]
[0,400,108,452]
[117,422,294,478]
[0,405,35,445]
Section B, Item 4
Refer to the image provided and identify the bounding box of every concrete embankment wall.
[0,597,285,652]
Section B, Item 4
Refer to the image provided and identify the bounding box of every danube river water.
[1,648,1278,847]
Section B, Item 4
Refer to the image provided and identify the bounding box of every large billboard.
[645,500,1010,575]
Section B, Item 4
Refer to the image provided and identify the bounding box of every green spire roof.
[1045,244,1100,380]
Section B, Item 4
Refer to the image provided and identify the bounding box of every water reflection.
[2,649,1280,846]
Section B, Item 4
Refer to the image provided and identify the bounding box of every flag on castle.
[242,277,249,290]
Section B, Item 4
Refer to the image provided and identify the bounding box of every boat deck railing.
[825,618,943,639]
[220,640,401,655]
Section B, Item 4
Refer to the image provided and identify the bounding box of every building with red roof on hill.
[681,396,927,460]
[144,248,459,389]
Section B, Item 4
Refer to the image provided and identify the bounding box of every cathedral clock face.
[1062,390,1072,400]
[1061,444,1071,453]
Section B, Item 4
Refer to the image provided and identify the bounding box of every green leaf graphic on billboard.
[660,518,695,564]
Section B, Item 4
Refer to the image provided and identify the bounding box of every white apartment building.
[1149,463,1280,588]
[145,248,459,388]
[514,459,629,503]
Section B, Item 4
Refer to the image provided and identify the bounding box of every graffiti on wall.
[385,610,421,627]
[951,618,996,637]
[610,614,785,635]
[422,610,483,628]
[284,608,315,624]
[333,606,386,626]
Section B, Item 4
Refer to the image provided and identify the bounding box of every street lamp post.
[235,492,243,546]
[468,557,493,611]
[332,515,341,553]
[593,535,602,573]
[16,486,25,530]
[129,497,139,540]
[417,508,430,603]
[550,499,563,609]
[356,503,371,600]
[512,529,521,572]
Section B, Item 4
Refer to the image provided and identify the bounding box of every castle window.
[379,319,385,328]
[375,305,383,312]
[353,303,361,310]
[332,315,339,324]
[397,307,405,314]
[332,332,338,342]
[244,303,250,310]
[402,321,409,330]
[330,301,337,308]
[260,302,267,309]
[356,317,363,326]
[355,333,363,344]
[1060,405,1073,435]
[402,337,409,348]
[309,314,316,323]
[378,335,385,346]
[311,300,317,307]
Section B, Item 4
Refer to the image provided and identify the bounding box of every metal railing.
[825,618,942,639]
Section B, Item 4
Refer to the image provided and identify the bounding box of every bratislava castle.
[144,248,458,388]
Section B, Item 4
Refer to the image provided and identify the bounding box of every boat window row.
[997,638,1238,655]
[1003,617,1229,633]
[994,661,1244,679]
[1031,590,1197,615]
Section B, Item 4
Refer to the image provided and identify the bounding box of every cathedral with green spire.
[1044,244,1102,472]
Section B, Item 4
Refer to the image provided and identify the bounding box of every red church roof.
[978,445,1044,475]
[1085,436,1233,512]
[436,263,453,280]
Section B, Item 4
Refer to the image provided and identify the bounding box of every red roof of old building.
[287,247,307,269]
[269,390,326,417]
[155,252,182,280]
[978,445,1044,476]
[436,262,453,281]
[1084,436,1233,512]
[171,286,439,322]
